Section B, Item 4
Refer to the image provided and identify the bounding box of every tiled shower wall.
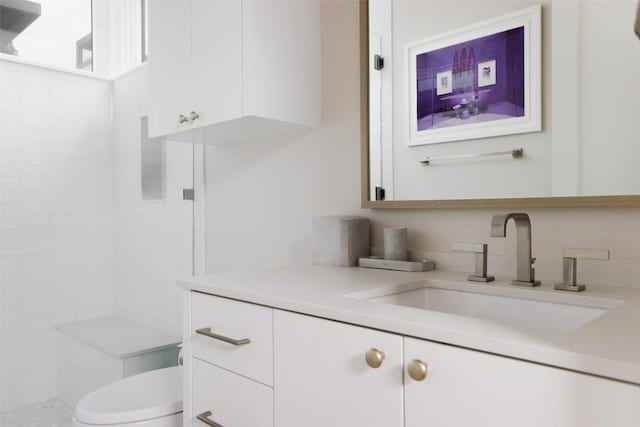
[0,61,114,412]
[112,65,193,339]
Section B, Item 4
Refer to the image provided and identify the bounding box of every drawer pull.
[197,411,224,427]
[196,327,251,346]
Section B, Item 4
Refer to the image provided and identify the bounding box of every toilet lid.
[74,366,182,424]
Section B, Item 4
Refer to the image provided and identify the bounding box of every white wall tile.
[0,60,115,412]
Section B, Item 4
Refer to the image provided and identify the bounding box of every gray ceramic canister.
[312,216,370,266]
[383,227,408,261]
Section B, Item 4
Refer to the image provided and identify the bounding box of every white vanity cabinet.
[148,0,321,141]
[273,310,403,427]
[183,292,640,427]
[404,338,640,427]
[192,358,273,427]
[186,292,274,426]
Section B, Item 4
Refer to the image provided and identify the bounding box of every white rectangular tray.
[358,256,435,272]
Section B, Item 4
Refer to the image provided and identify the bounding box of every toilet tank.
[56,316,181,406]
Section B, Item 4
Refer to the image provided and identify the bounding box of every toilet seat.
[74,366,182,425]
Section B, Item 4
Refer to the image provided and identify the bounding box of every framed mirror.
[360,0,640,208]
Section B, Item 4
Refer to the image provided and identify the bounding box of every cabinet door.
[404,338,640,427]
[242,0,321,126]
[149,0,193,137]
[190,0,242,130]
[191,358,273,427]
[274,311,403,427]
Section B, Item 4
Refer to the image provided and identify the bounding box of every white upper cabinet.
[148,0,321,142]
[148,0,192,138]
[190,0,243,131]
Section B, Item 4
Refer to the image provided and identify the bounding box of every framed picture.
[406,5,541,146]
[436,70,453,95]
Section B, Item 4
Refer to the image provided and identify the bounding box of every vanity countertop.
[178,265,640,385]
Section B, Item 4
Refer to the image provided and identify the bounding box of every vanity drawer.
[192,358,273,427]
[190,292,273,385]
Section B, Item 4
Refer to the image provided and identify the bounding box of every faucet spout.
[490,213,530,238]
[490,213,540,287]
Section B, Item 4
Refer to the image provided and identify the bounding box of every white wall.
[92,0,144,78]
[0,60,114,412]
[112,65,193,338]
[205,0,640,289]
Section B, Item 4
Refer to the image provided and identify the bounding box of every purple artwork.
[415,26,525,132]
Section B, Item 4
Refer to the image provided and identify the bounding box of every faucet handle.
[554,248,610,292]
[452,242,484,253]
[562,248,610,261]
[452,242,495,283]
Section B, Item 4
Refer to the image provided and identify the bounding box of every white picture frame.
[406,5,541,146]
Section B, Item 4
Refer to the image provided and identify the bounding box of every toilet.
[72,366,182,426]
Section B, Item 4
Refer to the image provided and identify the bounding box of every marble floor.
[1,399,72,427]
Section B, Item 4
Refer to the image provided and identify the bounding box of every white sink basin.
[347,280,621,334]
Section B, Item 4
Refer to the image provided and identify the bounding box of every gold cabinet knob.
[365,348,386,369]
[190,111,200,121]
[407,359,428,381]
[178,114,189,124]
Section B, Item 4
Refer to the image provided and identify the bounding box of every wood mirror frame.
[359,1,640,209]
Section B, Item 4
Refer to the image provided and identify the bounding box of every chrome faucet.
[490,213,540,287]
